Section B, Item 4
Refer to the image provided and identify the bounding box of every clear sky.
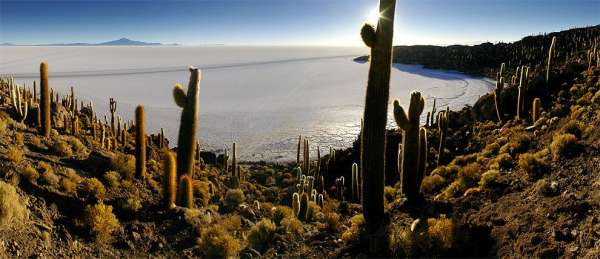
[0,0,598,46]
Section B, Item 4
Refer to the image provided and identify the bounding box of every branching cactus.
[163,152,177,209]
[40,62,51,137]
[359,2,396,250]
[135,105,146,179]
[10,82,28,123]
[437,111,448,166]
[178,175,194,209]
[494,77,505,123]
[393,91,425,201]
[173,67,201,178]
[532,98,541,122]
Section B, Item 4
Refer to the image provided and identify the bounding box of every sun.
[366,7,381,25]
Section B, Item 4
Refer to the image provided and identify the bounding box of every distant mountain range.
[1,38,178,46]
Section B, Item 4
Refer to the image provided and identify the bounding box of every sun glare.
[366,7,381,25]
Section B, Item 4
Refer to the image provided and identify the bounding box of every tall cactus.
[135,105,146,178]
[393,92,425,202]
[40,62,51,137]
[359,1,396,246]
[296,135,301,165]
[178,175,194,209]
[546,36,556,86]
[416,128,427,187]
[163,152,177,209]
[231,142,237,177]
[494,77,505,123]
[437,111,448,165]
[109,98,117,135]
[532,98,541,122]
[516,66,526,119]
[351,163,359,202]
[292,192,300,216]
[173,67,201,178]
[429,98,436,126]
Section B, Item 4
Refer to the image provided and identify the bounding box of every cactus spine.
[437,111,448,166]
[393,92,425,201]
[173,67,201,178]
[135,105,146,179]
[163,152,177,209]
[40,62,51,137]
[178,175,194,209]
[532,98,541,122]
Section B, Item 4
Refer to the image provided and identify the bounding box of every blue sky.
[0,0,598,46]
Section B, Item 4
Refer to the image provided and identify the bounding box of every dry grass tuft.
[197,225,241,258]
[518,150,549,178]
[85,203,120,244]
[421,174,445,194]
[247,218,277,252]
[110,154,135,180]
[81,178,106,201]
[20,165,40,183]
[550,133,581,161]
[341,214,365,243]
[0,181,29,227]
[224,188,245,211]
[6,146,24,163]
[282,216,305,236]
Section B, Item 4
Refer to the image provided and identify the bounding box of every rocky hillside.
[0,25,599,258]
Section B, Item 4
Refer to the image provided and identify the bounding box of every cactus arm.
[361,24,377,48]
[173,84,187,107]
[393,100,409,130]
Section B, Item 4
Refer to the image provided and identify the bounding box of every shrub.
[320,212,340,232]
[220,215,242,232]
[384,186,396,203]
[281,216,305,236]
[457,163,483,188]
[110,154,135,180]
[6,146,24,163]
[63,168,83,184]
[518,151,549,178]
[341,214,365,243]
[85,203,120,243]
[14,132,24,146]
[488,153,513,170]
[499,134,531,155]
[481,143,500,157]
[0,181,28,227]
[479,170,501,188]
[271,205,294,225]
[81,178,106,201]
[61,178,77,194]
[20,165,40,183]
[247,218,277,252]
[184,209,213,232]
[119,195,142,213]
[193,180,212,206]
[427,216,455,249]
[197,225,241,258]
[103,171,121,189]
[41,170,60,187]
[306,201,322,222]
[440,181,463,199]
[550,133,581,161]
[420,174,445,194]
[67,136,87,155]
[51,139,73,157]
[224,188,245,211]
[561,120,586,139]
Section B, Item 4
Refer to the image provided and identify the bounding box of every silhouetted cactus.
[40,62,51,137]
[135,105,146,178]
[430,98,436,126]
[173,67,201,178]
[416,128,427,187]
[393,91,425,201]
[437,111,448,165]
[359,1,396,250]
[494,77,505,122]
[532,98,541,122]
[163,152,177,209]
[296,135,301,165]
[178,175,194,209]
